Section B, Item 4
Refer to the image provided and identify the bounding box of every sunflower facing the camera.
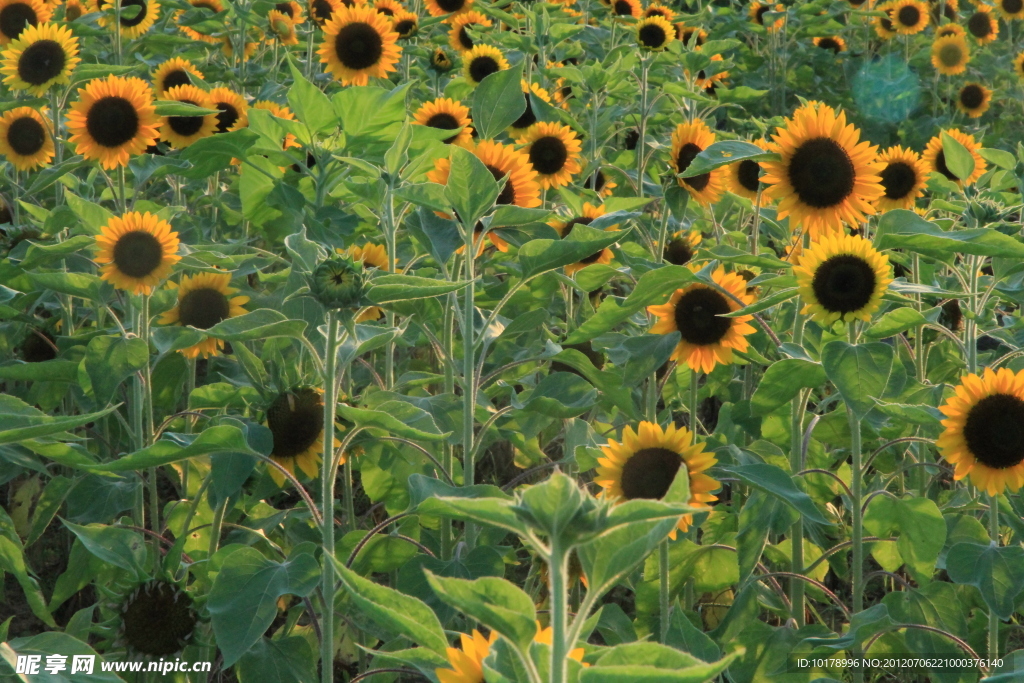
[152,56,203,96]
[931,33,970,74]
[647,266,756,374]
[662,229,702,266]
[890,0,929,33]
[447,9,490,52]
[158,272,249,358]
[669,119,725,206]
[0,21,79,95]
[761,102,883,238]
[67,75,160,168]
[956,82,991,118]
[516,121,582,189]
[875,145,928,211]
[319,4,400,85]
[725,139,769,203]
[160,84,216,149]
[596,421,718,535]
[413,97,473,146]
[794,232,892,326]
[208,87,249,133]
[549,202,617,276]
[94,212,181,295]
[266,387,340,486]
[937,368,1024,496]
[0,0,51,44]
[0,106,53,171]
[922,128,987,186]
[462,44,507,85]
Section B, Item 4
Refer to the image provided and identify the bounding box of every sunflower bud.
[430,47,454,73]
[964,198,1004,227]
[309,255,365,310]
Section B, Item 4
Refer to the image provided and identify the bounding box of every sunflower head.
[309,254,366,310]
[922,128,986,186]
[435,630,498,683]
[120,581,198,657]
[160,83,216,148]
[425,0,471,17]
[0,21,79,95]
[0,106,54,171]
[462,43,508,85]
[158,271,249,358]
[208,86,249,133]
[931,33,970,74]
[319,4,401,86]
[152,56,203,96]
[966,6,997,43]
[636,15,674,50]
[0,0,51,44]
[268,8,299,42]
[610,0,641,17]
[64,0,85,20]
[937,367,1024,496]
[94,211,181,295]
[890,0,929,33]
[875,145,927,211]
[956,82,991,118]
[267,387,327,484]
[999,0,1024,18]
[670,119,725,206]
[430,46,454,71]
[794,232,892,326]
[812,35,846,53]
[67,75,159,169]
[507,81,552,136]
[392,8,417,36]
[595,421,718,535]
[448,9,490,52]
[309,0,340,25]
[662,229,702,266]
[516,120,582,190]
[413,97,473,146]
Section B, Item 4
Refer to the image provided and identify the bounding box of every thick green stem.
[320,313,341,683]
[549,542,569,683]
[441,296,456,560]
[790,391,805,626]
[689,369,699,434]
[635,58,650,198]
[383,188,398,389]
[966,256,979,374]
[129,299,145,529]
[989,494,1000,660]
[461,229,477,546]
[659,540,671,642]
[208,496,226,557]
[140,294,158,532]
[848,390,864,683]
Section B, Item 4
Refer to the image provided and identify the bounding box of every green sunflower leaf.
[940,131,975,181]
[821,340,895,420]
[365,274,471,303]
[679,140,777,179]
[471,59,526,140]
[876,209,1024,258]
[946,542,1024,620]
[750,358,825,415]
[518,223,626,279]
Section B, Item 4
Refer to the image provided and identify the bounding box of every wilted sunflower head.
[120,581,198,657]
[309,254,366,310]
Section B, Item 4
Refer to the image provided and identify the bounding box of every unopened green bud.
[309,255,365,310]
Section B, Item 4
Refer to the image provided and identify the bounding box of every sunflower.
[636,15,673,49]
[965,5,997,43]
[119,0,160,38]
[0,22,78,97]
[268,8,299,43]
[692,54,728,95]
[874,1,897,38]
[462,44,507,85]
[0,106,53,171]
[447,9,490,52]
[813,35,846,52]
[936,22,966,38]
[922,128,986,185]
[997,0,1024,19]
[319,5,400,86]
[937,368,1024,496]
[583,167,617,196]
[647,266,756,373]
[413,97,473,146]
[435,630,497,683]
[662,229,702,266]
[929,0,958,21]
[431,46,454,72]
[152,56,203,96]
[507,81,551,136]
[643,2,675,22]
[874,145,927,211]
[266,387,334,486]
[957,82,991,117]
[890,0,929,33]
[309,0,339,25]
[793,233,891,326]
[424,0,470,17]
[67,75,159,169]
[761,103,883,238]
[595,421,718,535]
[119,581,198,657]
[549,202,617,275]
[176,0,222,43]
[931,33,969,74]
[341,243,389,321]
[676,23,706,46]
[221,27,262,60]
[392,8,416,36]
[64,0,85,20]
[158,271,249,358]
[725,139,769,203]
[0,0,50,44]
[1016,51,1024,79]
[373,0,401,16]
[749,1,784,30]
[159,84,216,149]
[516,121,581,189]
[94,212,180,295]
[273,0,304,22]
[208,87,248,133]
[610,0,641,17]
[669,119,726,206]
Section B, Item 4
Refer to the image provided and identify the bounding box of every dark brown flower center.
[737,158,760,192]
[963,393,1024,469]
[673,286,732,345]
[676,142,710,192]
[86,96,139,148]
[17,39,65,85]
[810,254,877,315]
[880,160,917,199]
[122,582,197,657]
[436,0,465,11]
[119,0,148,27]
[468,54,499,83]
[425,111,461,143]
[486,164,515,205]
[960,84,985,110]
[168,99,206,137]
[214,102,239,133]
[968,11,992,37]
[335,21,383,70]
[0,2,37,40]
[7,116,45,156]
[620,447,682,500]
[161,68,191,92]
[787,137,855,208]
[638,21,667,47]
[529,135,568,175]
[664,237,695,265]
[897,4,920,26]
[268,388,325,459]
[178,286,230,329]
[112,230,164,278]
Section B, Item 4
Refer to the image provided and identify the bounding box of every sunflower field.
[7,0,1024,679]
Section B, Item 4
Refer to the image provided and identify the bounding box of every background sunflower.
[319,4,401,85]
[794,232,892,325]
[158,271,249,358]
[0,106,54,171]
[0,21,79,95]
[93,211,180,294]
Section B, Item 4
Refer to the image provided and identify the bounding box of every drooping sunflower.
[874,1,897,38]
[273,0,304,22]
[931,33,969,74]
[813,35,846,53]
[268,8,299,43]
[341,243,389,321]
[308,0,339,25]
[176,0,222,43]
[413,97,473,146]
[266,387,338,486]
[922,127,986,186]
[319,4,400,86]
[761,103,883,238]
[67,75,159,169]
[935,22,965,38]
[793,232,892,326]
[447,9,490,52]
[0,21,79,95]
[516,121,581,190]
[152,56,203,96]
[430,46,454,72]
[462,43,507,85]
[636,15,674,50]
[119,581,198,657]
[0,106,54,171]
[749,1,784,30]
[507,81,551,137]
[965,5,997,43]
[726,139,769,203]
[595,421,718,535]
[435,630,498,683]
[160,84,216,149]
[997,0,1024,19]
[647,266,756,373]
[874,145,927,211]
[158,271,249,358]
[662,229,702,266]
[94,212,180,295]
[0,0,50,44]
[208,87,248,133]
[549,202,617,275]
[64,0,86,20]
[643,2,675,22]
[937,368,1024,496]
[669,119,726,206]
[424,0,470,17]
[890,0,929,33]
[956,82,991,117]
[392,9,417,36]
